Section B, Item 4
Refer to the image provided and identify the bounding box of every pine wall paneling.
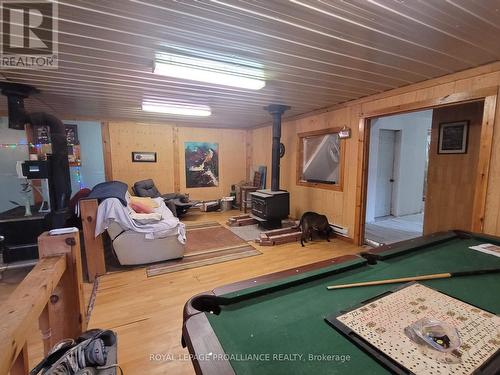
[250,63,500,242]
[424,101,484,234]
[105,122,247,201]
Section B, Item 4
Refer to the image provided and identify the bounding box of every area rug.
[184,221,221,230]
[146,223,261,277]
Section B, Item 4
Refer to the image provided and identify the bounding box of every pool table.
[182,231,500,374]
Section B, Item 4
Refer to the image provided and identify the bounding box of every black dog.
[297,211,334,247]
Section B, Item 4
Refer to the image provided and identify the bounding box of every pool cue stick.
[326,268,500,290]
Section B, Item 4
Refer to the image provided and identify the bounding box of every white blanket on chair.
[94,197,186,243]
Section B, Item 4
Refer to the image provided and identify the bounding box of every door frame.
[354,87,499,245]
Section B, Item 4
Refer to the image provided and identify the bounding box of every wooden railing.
[80,199,106,282]
[0,231,85,375]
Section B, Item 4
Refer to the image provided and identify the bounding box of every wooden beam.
[0,256,66,375]
[101,121,113,181]
[360,87,497,119]
[245,129,253,182]
[472,93,499,232]
[173,127,181,193]
[38,232,86,346]
[354,115,369,246]
[80,198,106,282]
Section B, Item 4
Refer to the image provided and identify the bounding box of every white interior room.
[365,110,432,244]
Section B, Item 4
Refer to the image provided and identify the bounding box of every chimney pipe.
[265,104,290,191]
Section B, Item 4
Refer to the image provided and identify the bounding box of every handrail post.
[10,344,28,375]
[0,256,66,375]
[80,199,106,282]
[37,232,86,348]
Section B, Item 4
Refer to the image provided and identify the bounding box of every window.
[297,128,344,190]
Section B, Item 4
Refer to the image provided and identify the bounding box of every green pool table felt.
[205,236,500,375]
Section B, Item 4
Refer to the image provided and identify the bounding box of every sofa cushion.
[129,201,154,214]
[130,196,159,209]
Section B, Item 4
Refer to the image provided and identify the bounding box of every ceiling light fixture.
[154,52,266,90]
[142,101,211,117]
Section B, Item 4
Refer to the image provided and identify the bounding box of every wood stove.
[251,189,289,229]
[251,104,290,229]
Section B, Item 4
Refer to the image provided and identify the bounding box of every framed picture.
[132,151,157,163]
[64,124,79,145]
[33,124,51,144]
[438,121,469,154]
[32,124,80,145]
[185,142,219,188]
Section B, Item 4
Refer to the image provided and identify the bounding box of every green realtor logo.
[1,0,58,68]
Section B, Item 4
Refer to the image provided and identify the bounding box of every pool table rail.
[182,311,235,375]
[362,231,456,260]
[361,230,500,261]
[184,253,361,320]
[181,254,362,375]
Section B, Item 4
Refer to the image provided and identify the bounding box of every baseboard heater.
[329,223,348,237]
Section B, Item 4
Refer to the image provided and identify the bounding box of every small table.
[182,230,500,374]
[239,186,258,213]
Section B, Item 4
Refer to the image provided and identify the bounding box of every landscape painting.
[185,142,219,188]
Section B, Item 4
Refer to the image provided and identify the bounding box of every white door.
[375,130,397,217]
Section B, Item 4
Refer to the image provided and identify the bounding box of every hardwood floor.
[88,210,362,374]
[19,209,362,374]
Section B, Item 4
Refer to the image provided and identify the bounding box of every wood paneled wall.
[250,62,500,239]
[106,122,247,200]
[424,102,484,234]
[252,107,356,229]
[107,122,175,193]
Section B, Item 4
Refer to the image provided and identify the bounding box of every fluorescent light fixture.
[154,52,266,90]
[142,101,211,117]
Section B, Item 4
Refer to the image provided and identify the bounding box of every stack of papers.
[469,243,500,258]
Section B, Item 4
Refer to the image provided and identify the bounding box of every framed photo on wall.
[33,124,51,144]
[33,124,80,145]
[65,124,79,145]
[132,151,157,162]
[438,120,469,154]
[185,142,219,187]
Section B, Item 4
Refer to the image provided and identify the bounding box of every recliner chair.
[132,179,195,217]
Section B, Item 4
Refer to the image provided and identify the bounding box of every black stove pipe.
[265,104,290,191]
[1,83,71,228]
[28,112,72,214]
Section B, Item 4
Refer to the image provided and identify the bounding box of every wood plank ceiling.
[2,0,500,128]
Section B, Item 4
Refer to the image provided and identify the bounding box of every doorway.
[362,100,490,246]
[364,110,432,245]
